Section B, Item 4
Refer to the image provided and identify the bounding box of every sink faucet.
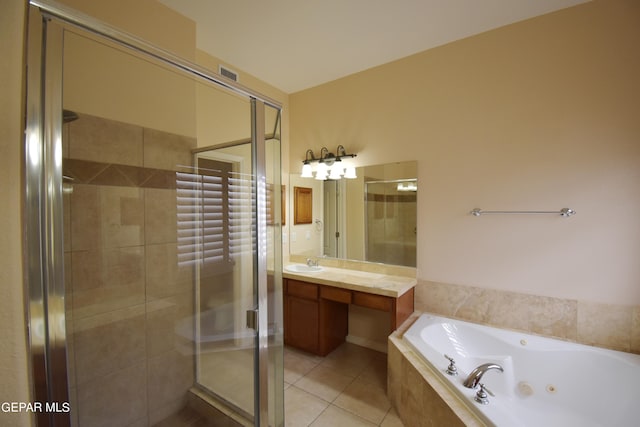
[463,363,504,389]
[306,258,318,267]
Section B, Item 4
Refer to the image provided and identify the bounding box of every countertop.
[283,264,416,298]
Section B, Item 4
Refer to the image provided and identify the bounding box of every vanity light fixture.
[300,145,357,180]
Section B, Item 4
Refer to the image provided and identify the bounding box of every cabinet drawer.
[320,286,351,304]
[287,280,318,300]
[352,291,392,312]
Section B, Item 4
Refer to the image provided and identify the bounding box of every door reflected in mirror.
[289,161,417,267]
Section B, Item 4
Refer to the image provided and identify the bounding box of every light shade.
[344,166,357,179]
[301,162,313,178]
[329,162,343,180]
[315,162,328,180]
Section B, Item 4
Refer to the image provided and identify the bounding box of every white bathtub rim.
[406,312,640,366]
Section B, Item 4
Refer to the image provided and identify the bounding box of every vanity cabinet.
[284,280,320,354]
[283,278,414,356]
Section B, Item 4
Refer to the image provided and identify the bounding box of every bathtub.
[402,313,640,427]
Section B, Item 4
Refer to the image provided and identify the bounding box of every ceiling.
[158,0,588,94]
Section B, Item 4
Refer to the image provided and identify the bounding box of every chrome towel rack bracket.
[470,208,576,217]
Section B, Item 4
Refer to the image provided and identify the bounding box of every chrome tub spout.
[463,363,504,389]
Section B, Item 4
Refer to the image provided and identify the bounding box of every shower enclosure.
[24,1,283,426]
[365,180,417,267]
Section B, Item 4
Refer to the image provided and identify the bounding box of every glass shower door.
[25,5,282,425]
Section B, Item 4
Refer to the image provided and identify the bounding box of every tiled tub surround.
[416,280,640,354]
[63,113,198,426]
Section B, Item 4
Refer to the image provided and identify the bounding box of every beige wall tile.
[73,308,146,385]
[398,356,424,427]
[415,280,640,353]
[147,350,195,413]
[420,380,466,427]
[484,290,531,331]
[70,184,144,250]
[415,280,469,318]
[631,306,640,354]
[71,246,145,292]
[453,288,495,324]
[578,301,632,352]
[386,339,403,410]
[71,246,145,319]
[528,296,577,340]
[76,362,147,427]
[69,113,143,166]
[146,292,193,358]
[145,188,178,245]
[146,243,193,300]
[143,128,195,171]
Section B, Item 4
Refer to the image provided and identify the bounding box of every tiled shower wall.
[365,188,417,267]
[416,280,640,354]
[63,113,197,426]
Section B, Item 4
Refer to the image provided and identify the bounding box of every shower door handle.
[246,308,259,330]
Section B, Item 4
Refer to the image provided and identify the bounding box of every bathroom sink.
[285,264,324,273]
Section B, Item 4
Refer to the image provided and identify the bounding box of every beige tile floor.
[284,343,405,427]
[161,342,405,426]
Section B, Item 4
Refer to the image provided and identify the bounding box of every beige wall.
[0,0,32,425]
[290,0,640,307]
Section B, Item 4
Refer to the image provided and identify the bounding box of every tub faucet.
[463,363,504,389]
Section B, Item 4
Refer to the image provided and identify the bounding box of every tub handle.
[443,354,458,376]
[474,383,495,405]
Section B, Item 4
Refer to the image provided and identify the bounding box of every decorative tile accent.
[68,113,143,167]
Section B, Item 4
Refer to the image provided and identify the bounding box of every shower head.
[63,109,79,123]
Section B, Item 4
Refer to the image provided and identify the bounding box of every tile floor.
[158,342,405,426]
[284,343,404,427]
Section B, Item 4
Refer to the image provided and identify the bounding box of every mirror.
[289,161,417,267]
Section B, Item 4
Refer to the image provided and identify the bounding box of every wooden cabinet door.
[285,296,319,353]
